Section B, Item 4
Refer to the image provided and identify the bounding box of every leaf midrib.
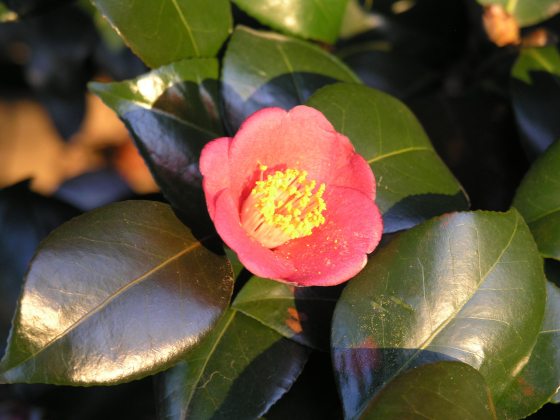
[0,237,209,375]
[354,212,521,418]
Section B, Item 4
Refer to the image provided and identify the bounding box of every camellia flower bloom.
[199,106,383,286]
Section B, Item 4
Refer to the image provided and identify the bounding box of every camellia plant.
[1,0,560,419]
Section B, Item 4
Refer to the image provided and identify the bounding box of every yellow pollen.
[240,168,327,248]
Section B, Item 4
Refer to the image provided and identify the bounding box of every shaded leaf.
[307,83,468,233]
[513,140,560,260]
[232,277,341,350]
[90,58,222,229]
[222,26,359,132]
[361,361,496,420]
[232,0,348,44]
[0,0,73,20]
[0,181,79,357]
[477,0,560,27]
[332,210,546,419]
[511,45,560,157]
[91,0,232,67]
[0,201,233,385]
[156,309,309,420]
[262,351,342,420]
[496,274,560,418]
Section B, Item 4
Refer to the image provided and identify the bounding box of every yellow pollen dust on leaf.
[240,167,327,248]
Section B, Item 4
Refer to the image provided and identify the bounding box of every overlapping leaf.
[0,201,233,385]
[232,0,348,44]
[511,45,560,157]
[477,0,560,26]
[222,26,359,132]
[361,362,496,420]
[495,271,560,419]
[90,58,222,228]
[91,0,232,67]
[156,309,309,419]
[513,140,560,260]
[332,210,546,418]
[307,82,468,233]
[232,277,340,351]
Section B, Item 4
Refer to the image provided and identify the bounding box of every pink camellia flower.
[199,105,383,286]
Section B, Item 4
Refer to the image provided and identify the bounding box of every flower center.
[240,166,327,248]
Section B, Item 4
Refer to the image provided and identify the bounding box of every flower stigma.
[241,166,327,248]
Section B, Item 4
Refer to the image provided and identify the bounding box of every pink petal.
[228,106,359,202]
[213,189,296,280]
[331,151,376,200]
[275,186,383,286]
[199,137,232,219]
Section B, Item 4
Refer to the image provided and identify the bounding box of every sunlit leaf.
[307,82,468,233]
[0,201,233,385]
[332,210,546,418]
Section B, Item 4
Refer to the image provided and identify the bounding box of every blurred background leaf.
[513,139,560,260]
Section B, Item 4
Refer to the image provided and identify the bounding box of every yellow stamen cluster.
[240,167,327,248]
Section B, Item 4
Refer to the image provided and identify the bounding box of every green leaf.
[513,140,560,261]
[231,0,348,44]
[156,309,310,419]
[0,201,233,385]
[90,58,222,228]
[495,266,560,419]
[477,0,560,26]
[222,26,360,132]
[332,210,546,419]
[511,45,560,157]
[232,277,341,351]
[307,83,468,233]
[91,0,232,67]
[361,361,497,420]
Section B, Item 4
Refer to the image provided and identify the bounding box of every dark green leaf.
[477,0,560,27]
[156,309,309,419]
[495,271,560,419]
[0,201,233,385]
[91,0,232,67]
[0,181,79,357]
[307,83,468,233]
[332,210,546,419]
[232,277,341,350]
[222,26,359,132]
[231,0,348,44]
[361,361,497,420]
[511,45,560,157]
[513,140,560,260]
[90,59,222,229]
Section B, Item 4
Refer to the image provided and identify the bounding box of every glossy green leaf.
[511,45,560,157]
[513,140,560,260]
[90,59,222,228]
[477,0,560,26]
[91,0,232,67]
[232,277,341,350]
[156,309,309,419]
[222,26,360,132]
[232,0,347,44]
[307,83,468,233]
[0,201,233,385]
[495,273,560,419]
[361,361,497,420]
[332,210,546,419]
